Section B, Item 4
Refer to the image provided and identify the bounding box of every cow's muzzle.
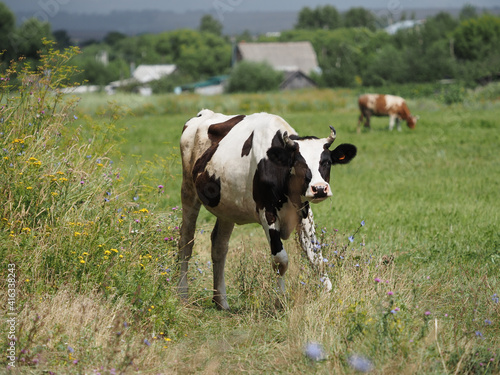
[308,183,332,201]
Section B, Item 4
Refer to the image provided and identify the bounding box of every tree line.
[1,2,499,91]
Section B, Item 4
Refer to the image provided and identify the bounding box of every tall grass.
[1,44,499,373]
[0,41,189,373]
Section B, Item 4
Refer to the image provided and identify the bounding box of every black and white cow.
[178,110,357,310]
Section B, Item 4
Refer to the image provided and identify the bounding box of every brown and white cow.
[357,94,418,132]
[178,109,357,310]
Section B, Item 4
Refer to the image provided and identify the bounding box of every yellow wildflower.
[56,171,65,175]
[97,163,104,167]
[80,260,85,264]
[111,248,118,253]
[26,186,33,190]
[74,232,81,236]
[51,192,58,196]
[104,250,111,255]
[22,228,31,232]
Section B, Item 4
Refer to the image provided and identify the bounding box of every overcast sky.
[4,0,499,14]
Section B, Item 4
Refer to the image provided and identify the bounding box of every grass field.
[1,57,499,374]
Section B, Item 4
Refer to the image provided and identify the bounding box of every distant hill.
[12,7,500,42]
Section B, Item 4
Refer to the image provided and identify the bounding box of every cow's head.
[267,127,357,203]
[407,115,418,129]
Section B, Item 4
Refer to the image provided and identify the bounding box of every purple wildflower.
[348,354,373,372]
[304,342,325,361]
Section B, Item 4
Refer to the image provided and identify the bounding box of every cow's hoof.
[321,276,332,292]
[213,297,230,311]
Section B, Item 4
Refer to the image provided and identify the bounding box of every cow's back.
[181,110,297,224]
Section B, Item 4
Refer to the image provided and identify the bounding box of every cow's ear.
[267,147,292,167]
[331,143,357,165]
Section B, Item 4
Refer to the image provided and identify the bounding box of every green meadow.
[1,47,499,374]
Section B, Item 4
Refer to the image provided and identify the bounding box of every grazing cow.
[178,110,357,310]
[357,94,418,132]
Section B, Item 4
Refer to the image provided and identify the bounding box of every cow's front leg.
[259,210,289,293]
[357,113,364,134]
[211,218,234,310]
[297,205,332,291]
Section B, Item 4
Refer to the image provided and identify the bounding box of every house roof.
[132,64,176,83]
[384,20,425,35]
[236,41,319,74]
[181,75,229,90]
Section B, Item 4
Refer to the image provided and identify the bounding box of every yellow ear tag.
[339,155,345,160]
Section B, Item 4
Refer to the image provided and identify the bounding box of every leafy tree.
[53,29,72,49]
[153,29,231,79]
[115,33,161,64]
[11,18,52,60]
[175,32,231,78]
[295,6,341,30]
[227,61,283,92]
[199,14,223,36]
[361,45,407,86]
[459,4,478,21]
[0,2,15,61]
[104,31,127,46]
[0,2,16,47]
[453,14,500,60]
[342,7,377,31]
[235,30,253,43]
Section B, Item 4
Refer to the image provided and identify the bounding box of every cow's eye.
[321,160,331,167]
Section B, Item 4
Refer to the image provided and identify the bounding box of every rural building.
[178,75,229,95]
[235,41,320,90]
[384,20,425,35]
[131,64,177,83]
[106,64,177,95]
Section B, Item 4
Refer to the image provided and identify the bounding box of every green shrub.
[227,61,283,93]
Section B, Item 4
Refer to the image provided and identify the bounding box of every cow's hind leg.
[211,218,234,310]
[178,182,201,302]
